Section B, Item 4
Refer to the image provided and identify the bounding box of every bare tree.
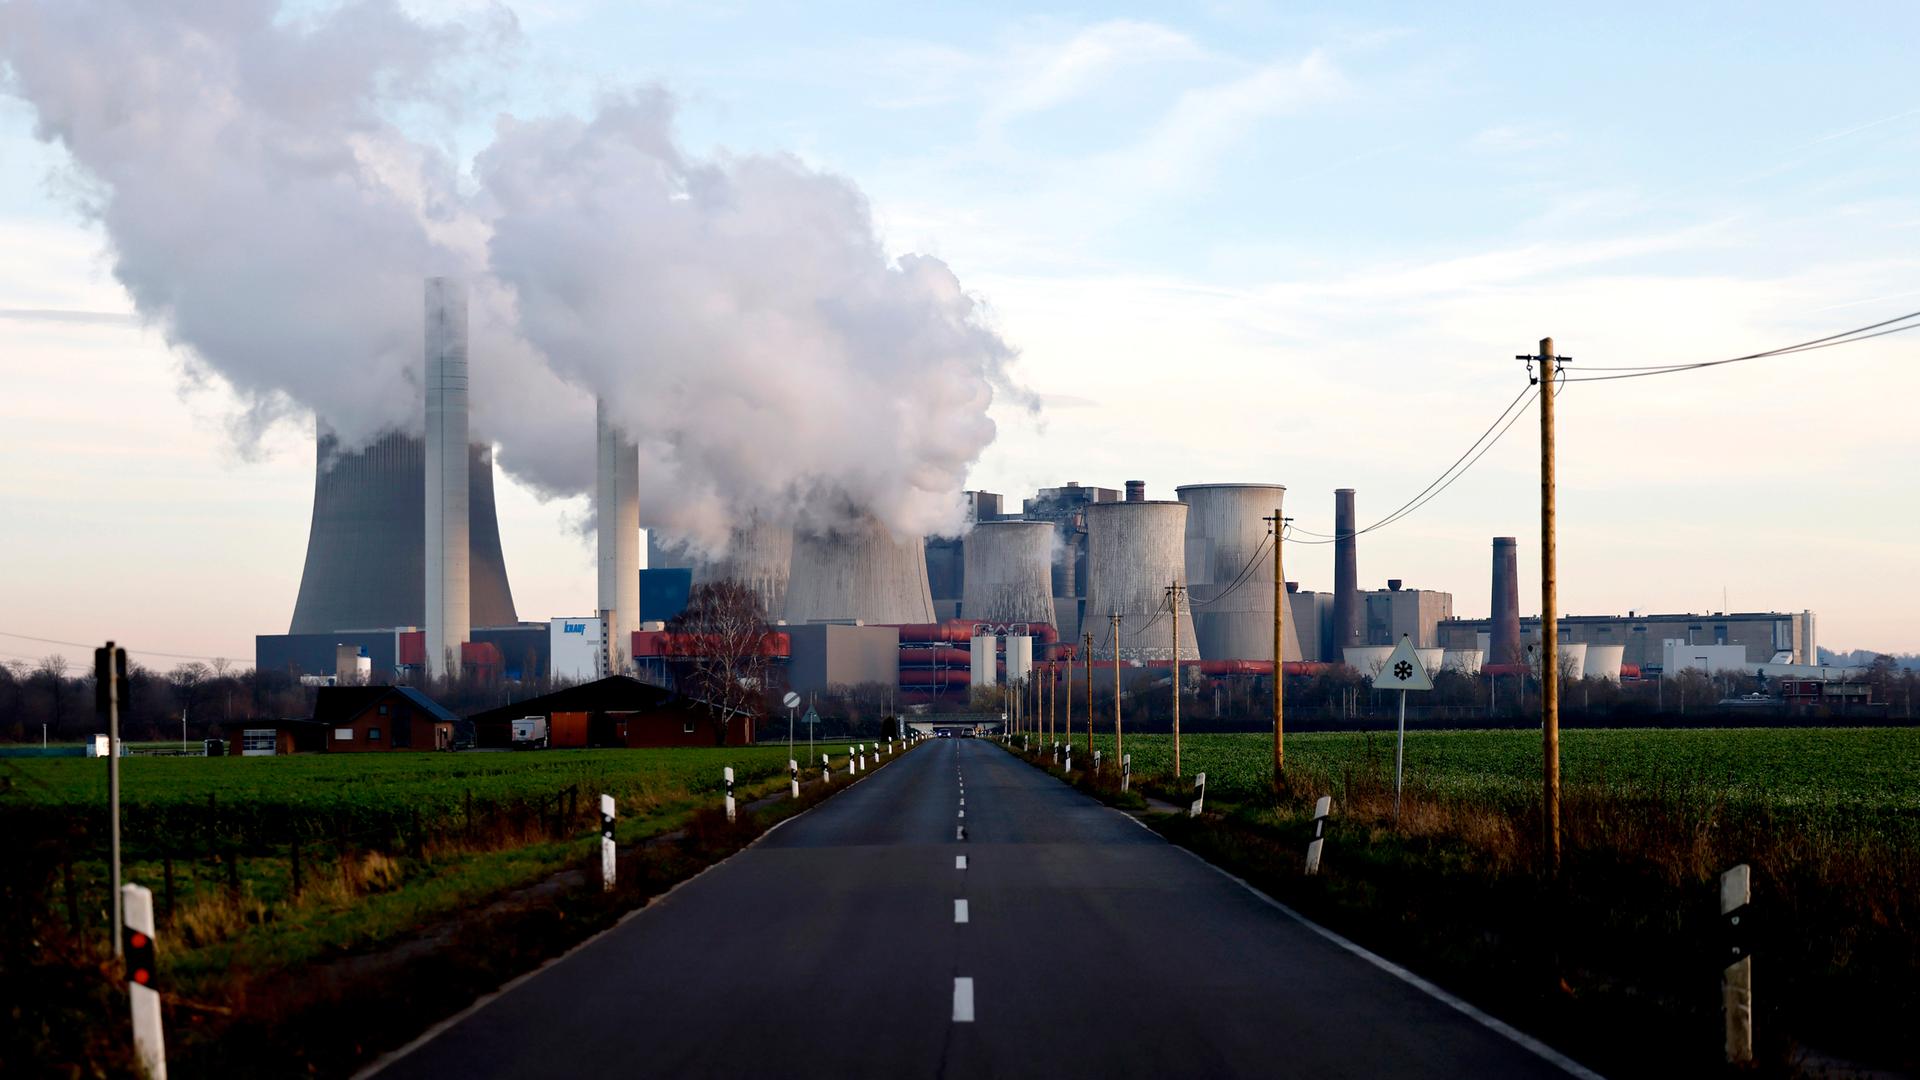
[34,655,70,740]
[168,662,211,739]
[665,581,774,745]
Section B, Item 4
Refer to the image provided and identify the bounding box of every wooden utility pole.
[1167,579,1187,777]
[1083,631,1094,759]
[1064,644,1073,755]
[1110,613,1123,766]
[1533,336,1564,872]
[1264,511,1286,791]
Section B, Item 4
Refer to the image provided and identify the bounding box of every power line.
[0,631,246,665]
[1561,309,1919,381]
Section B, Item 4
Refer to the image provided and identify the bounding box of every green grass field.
[1054,727,1920,811]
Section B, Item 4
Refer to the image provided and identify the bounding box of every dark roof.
[466,675,750,726]
[313,685,459,727]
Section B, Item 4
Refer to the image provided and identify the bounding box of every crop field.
[1061,727,1920,814]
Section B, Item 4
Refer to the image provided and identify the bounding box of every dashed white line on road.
[959,797,965,806]
[956,855,967,869]
[957,809,965,818]
[954,899,969,923]
[956,825,966,840]
[952,978,975,1022]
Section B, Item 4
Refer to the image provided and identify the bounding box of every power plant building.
[1440,610,1817,672]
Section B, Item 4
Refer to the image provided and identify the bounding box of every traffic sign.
[802,707,820,726]
[783,691,801,710]
[1378,638,1433,692]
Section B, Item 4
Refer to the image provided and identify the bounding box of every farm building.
[467,676,756,749]
[314,686,459,752]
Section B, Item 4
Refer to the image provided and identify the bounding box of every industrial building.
[1439,610,1818,673]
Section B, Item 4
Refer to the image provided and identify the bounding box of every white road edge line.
[952,977,975,1022]
[1103,805,1606,1080]
[956,855,967,869]
[954,899,969,923]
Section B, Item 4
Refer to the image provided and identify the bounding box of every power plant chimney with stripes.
[783,516,936,625]
[961,519,1056,626]
[424,277,470,679]
[1177,483,1303,661]
[1489,536,1522,666]
[1331,488,1362,659]
[1085,493,1198,661]
[595,397,640,674]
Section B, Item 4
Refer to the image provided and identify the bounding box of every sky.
[2,0,1917,671]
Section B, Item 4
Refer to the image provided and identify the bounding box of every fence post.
[790,759,800,799]
[723,767,736,823]
[1304,796,1331,875]
[122,883,166,1079]
[600,795,616,892]
[1122,753,1131,792]
[1721,863,1753,1064]
[1189,772,1207,817]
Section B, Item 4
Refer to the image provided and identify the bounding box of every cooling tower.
[1489,537,1522,666]
[1584,644,1625,681]
[1443,648,1484,675]
[961,520,1056,626]
[595,398,640,672]
[289,431,518,635]
[1331,489,1362,658]
[694,519,794,618]
[1177,483,1303,661]
[1343,645,1394,677]
[1084,501,1199,661]
[783,517,935,625]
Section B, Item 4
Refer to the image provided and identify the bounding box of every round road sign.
[783,691,801,709]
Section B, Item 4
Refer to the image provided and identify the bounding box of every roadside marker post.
[1189,773,1207,817]
[1093,749,1101,774]
[823,755,832,785]
[1721,863,1754,1064]
[599,795,616,892]
[789,760,800,800]
[122,883,166,1079]
[1304,796,1332,875]
[858,744,866,773]
[723,767,736,823]
[1063,745,1071,774]
[1122,754,1131,792]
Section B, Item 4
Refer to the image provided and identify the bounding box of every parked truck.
[510,716,549,750]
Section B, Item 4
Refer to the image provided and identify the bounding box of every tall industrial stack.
[1331,488,1361,661]
[961,519,1056,626]
[595,398,640,674]
[697,519,794,618]
[1178,483,1303,662]
[1489,536,1522,666]
[423,277,470,679]
[1084,499,1199,661]
[783,516,935,625]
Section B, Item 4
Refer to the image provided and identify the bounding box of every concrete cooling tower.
[1176,483,1303,662]
[1084,500,1199,662]
[695,520,794,618]
[289,431,519,635]
[783,517,935,625]
[961,520,1056,626]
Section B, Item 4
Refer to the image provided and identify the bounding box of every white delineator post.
[1722,863,1753,1064]
[1063,745,1072,774]
[1304,796,1332,875]
[1122,753,1131,792]
[122,883,166,1079]
[1094,749,1102,774]
[723,767,736,823]
[823,754,832,785]
[599,795,616,892]
[1189,772,1207,817]
[790,759,800,799]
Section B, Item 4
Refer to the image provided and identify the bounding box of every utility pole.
[1064,643,1073,756]
[1166,579,1187,777]
[1264,511,1287,792]
[1522,337,1566,873]
[1083,631,1093,759]
[1110,612,1123,766]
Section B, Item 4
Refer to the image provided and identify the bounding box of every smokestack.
[596,397,640,675]
[424,277,470,679]
[1490,537,1522,666]
[1125,480,1146,502]
[1332,488,1360,658]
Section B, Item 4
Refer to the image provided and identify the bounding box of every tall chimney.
[1125,480,1146,502]
[1490,537,1521,666]
[424,277,471,679]
[595,397,640,676]
[1332,488,1360,658]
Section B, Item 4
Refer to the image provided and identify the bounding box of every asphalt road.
[372,738,1595,1079]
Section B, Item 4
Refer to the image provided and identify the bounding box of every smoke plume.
[0,1,1019,541]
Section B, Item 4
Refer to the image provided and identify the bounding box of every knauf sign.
[563,622,588,634]
[550,616,605,681]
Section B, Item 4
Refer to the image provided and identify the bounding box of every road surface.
[373,738,1595,1079]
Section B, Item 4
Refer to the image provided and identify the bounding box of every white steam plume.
[478,89,1019,547]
